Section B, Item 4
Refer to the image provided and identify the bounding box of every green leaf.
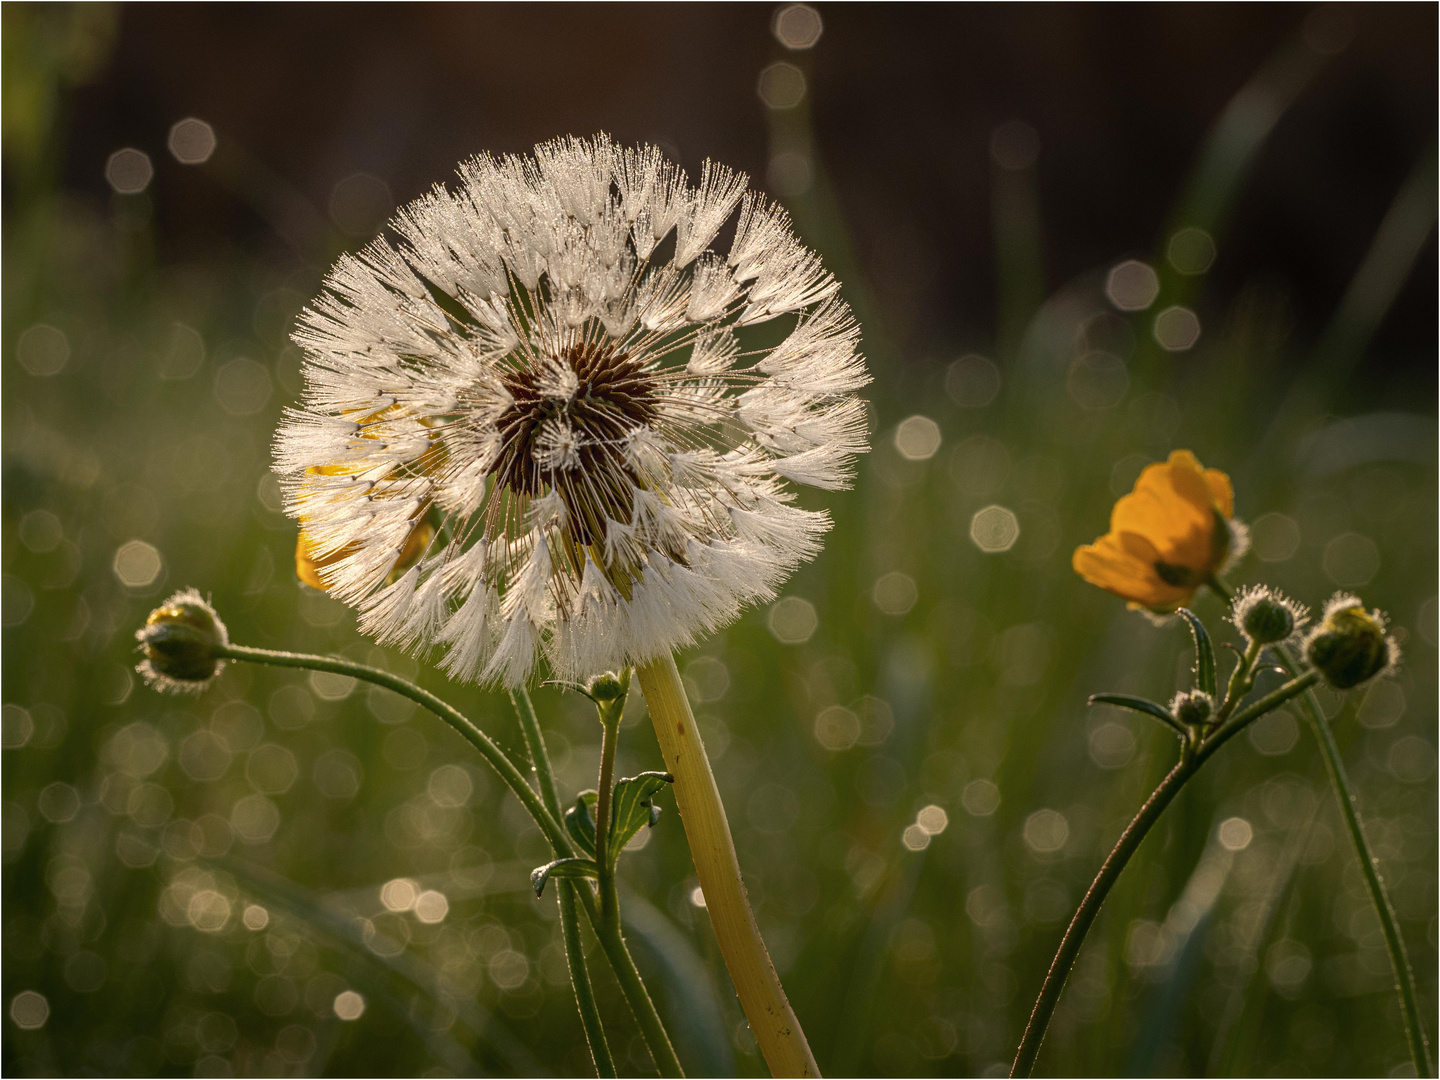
[607,771,673,865]
[1089,694,1187,737]
[565,790,598,858]
[1176,607,1216,697]
[530,857,598,897]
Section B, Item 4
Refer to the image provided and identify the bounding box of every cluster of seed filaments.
[483,338,666,593]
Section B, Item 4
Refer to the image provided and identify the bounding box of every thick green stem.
[1209,579,1433,1077]
[510,690,615,1080]
[215,644,567,849]
[1011,672,1318,1077]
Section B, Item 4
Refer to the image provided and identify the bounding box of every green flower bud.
[1170,689,1213,727]
[1303,594,1397,690]
[584,670,629,704]
[135,588,229,695]
[1230,585,1307,647]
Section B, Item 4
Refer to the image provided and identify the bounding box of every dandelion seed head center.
[486,339,661,544]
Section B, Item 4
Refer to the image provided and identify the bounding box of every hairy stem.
[1010,672,1318,1077]
[637,653,819,1078]
[1210,578,1433,1077]
[559,882,617,1078]
[216,644,567,849]
[595,712,620,923]
[219,648,679,1077]
[1280,650,1433,1078]
[511,689,614,1080]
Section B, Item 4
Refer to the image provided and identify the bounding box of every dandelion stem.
[637,653,820,1078]
[1011,671,1319,1077]
[510,690,615,1080]
[1209,579,1433,1077]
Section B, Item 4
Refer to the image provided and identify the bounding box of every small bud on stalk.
[135,588,229,694]
[1169,689,1214,727]
[1303,593,1398,690]
[1231,584,1307,647]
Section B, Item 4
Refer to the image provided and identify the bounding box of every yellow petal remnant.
[1073,450,1246,612]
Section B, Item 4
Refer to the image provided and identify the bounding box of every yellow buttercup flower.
[1073,449,1247,612]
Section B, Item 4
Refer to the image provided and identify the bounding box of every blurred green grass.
[3,7,1436,1078]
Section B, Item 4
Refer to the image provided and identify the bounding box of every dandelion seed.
[275,135,868,686]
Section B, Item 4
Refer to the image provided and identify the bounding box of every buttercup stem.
[1279,649,1433,1078]
[594,709,621,923]
[558,881,617,1079]
[1010,671,1319,1077]
[510,690,615,1080]
[637,653,820,1078]
[1208,579,1433,1077]
[214,644,568,849]
[1215,638,1261,723]
[510,688,564,822]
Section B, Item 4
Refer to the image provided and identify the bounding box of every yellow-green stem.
[637,653,819,1078]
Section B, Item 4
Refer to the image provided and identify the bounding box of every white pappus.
[273,134,869,687]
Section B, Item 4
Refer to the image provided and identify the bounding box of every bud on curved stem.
[1011,670,1319,1077]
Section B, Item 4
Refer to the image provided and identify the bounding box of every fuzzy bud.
[1170,689,1214,727]
[135,588,229,695]
[584,671,627,703]
[1303,593,1397,690]
[1231,585,1307,647]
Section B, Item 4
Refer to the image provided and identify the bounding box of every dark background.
[47,4,1440,379]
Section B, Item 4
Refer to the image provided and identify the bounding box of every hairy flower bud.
[1230,585,1307,647]
[135,588,229,695]
[1170,689,1214,727]
[584,670,630,705]
[1302,593,1397,690]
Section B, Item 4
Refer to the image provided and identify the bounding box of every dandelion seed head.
[274,135,869,686]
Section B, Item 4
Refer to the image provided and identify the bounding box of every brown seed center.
[488,341,660,546]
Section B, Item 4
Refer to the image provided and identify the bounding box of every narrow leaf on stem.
[1176,607,1216,696]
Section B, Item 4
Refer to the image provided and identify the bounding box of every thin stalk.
[511,688,563,821]
[637,653,820,1078]
[559,882,617,1079]
[1215,639,1261,723]
[1011,672,1318,1077]
[510,689,615,1080]
[1279,650,1433,1078]
[215,644,567,849]
[595,712,620,922]
[1209,580,1433,1077]
[219,646,680,1077]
